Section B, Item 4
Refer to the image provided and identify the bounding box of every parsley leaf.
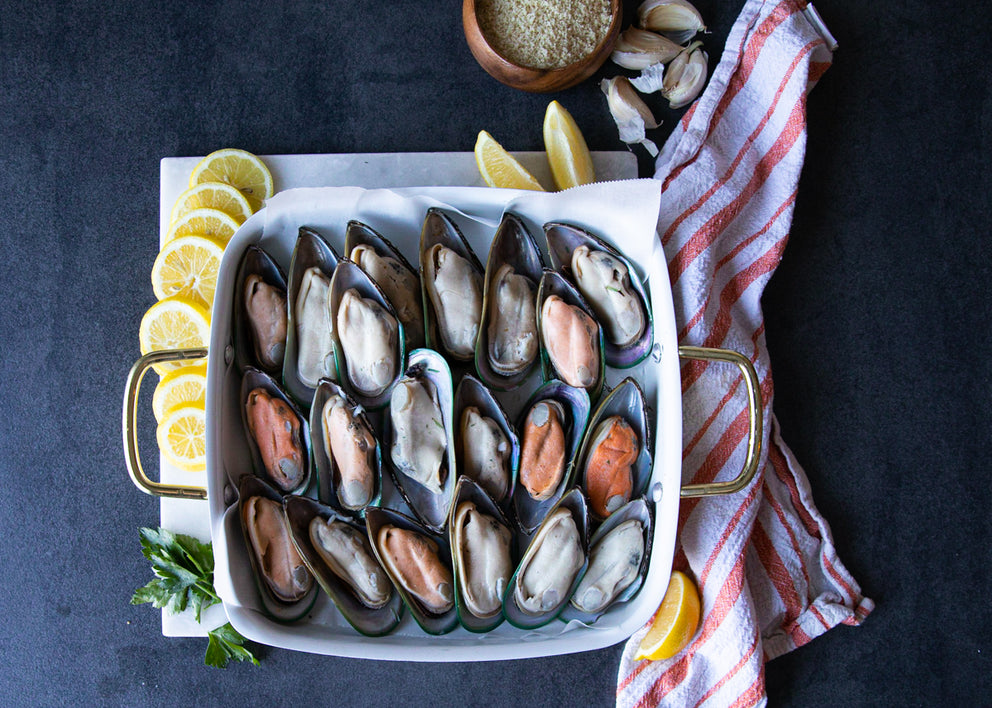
[205,623,260,669]
[132,527,219,622]
[133,526,260,669]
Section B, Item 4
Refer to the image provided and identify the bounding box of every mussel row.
[232,211,654,416]
[237,471,654,635]
[239,346,654,537]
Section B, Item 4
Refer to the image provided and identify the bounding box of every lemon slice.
[543,100,596,190]
[474,130,546,191]
[170,182,253,226]
[138,295,211,375]
[157,404,207,472]
[634,571,701,661]
[151,234,225,309]
[152,364,207,423]
[164,208,240,247]
[189,148,274,213]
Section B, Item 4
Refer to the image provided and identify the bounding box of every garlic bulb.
[637,0,705,45]
[601,76,660,157]
[611,27,684,70]
[661,41,708,109]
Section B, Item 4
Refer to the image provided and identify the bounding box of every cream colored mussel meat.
[425,244,483,359]
[459,406,511,501]
[308,517,392,609]
[335,288,398,398]
[350,244,424,349]
[571,519,644,614]
[571,245,646,348]
[514,507,584,614]
[390,376,447,494]
[321,393,375,510]
[487,264,538,375]
[453,501,513,618]
[294,266,335,387]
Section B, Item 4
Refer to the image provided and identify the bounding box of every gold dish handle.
[122,348,209,500]
[677,346,763,498]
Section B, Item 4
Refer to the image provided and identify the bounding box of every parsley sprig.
[132,527,259,668]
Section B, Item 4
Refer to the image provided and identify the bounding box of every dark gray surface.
[1,0,989,706]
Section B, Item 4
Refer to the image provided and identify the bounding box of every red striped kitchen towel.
[617,1,873,706]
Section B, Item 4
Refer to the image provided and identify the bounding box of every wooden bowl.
[462,0,622,93]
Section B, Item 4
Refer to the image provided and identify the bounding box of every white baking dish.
[123,180,761,661]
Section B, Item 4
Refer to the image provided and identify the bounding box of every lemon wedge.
[157,404,207,472]
[634,570,701,662]
[543,100,596,190]
[152,365,207,423]
[138,295,211,375]
[164,208,240,247]
[475,130,546,191]
[151,234,225,309]
[189,148,273,213]
[170,182,253,226]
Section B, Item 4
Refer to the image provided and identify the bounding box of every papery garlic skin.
[601,76,660,156]
[637,0,705,44]
[630,63,667,94]
[611,27,683,70]
[662,41,708,109]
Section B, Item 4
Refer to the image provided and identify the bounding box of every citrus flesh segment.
[152,364,207,422]
[138,295,211,375]
[188,148,273,213]
[157,404,207,472]
[164,208,240,247]
[634,570,701,661]
[170,182,253,226]
[151,234,224,309]
[543,100,596,190]
[475,130,546,191]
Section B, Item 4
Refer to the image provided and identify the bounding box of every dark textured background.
[1,0,989,705]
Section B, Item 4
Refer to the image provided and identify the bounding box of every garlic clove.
[601,77,660,157]
[611,28,684,70]
[630,63,666,94]
[661,41,708,109]
[637,0,706,44]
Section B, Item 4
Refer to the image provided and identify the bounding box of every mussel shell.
[283,496,404,636]
[240,367,312,496]
[512,379,591,534]
[536,269,606,402]
[544,222,654,369]
[328,259,406,410]
[453,374,518,509]
[345,220,425,352]
[475,213,544,390]
[365,507,459,635]
[233,245,288,375]
[575,377,653,521]
[282,227,341,408]
[309,379,382,517]
[237,475,318,622]
[419,207,485,363]
[382,348,457,534]
[560,497,653,624]
[503,487,589,630]
[447,476,516,632]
